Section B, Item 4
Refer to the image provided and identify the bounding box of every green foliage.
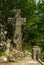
[40,52,44,62]
[0,0,36,20]
[0,51,7,57]
[0,51,2,57]
[2,52,7,57]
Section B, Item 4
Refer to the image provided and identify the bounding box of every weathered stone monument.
[13,9,26,51]
[7,9,26,51]
[0,9,26,62]
[32,46,41,60]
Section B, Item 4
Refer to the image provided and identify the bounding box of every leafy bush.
[40,51,44,62]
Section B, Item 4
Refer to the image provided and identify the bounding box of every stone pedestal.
[32,46,41,60]
[5,39,11,56]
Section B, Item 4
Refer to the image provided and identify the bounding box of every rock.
[0,56,9,63]
[3,57,8,62]
[23,51,32,56]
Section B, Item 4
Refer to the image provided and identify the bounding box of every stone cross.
[13,9,26,51]
[7,9,26,51]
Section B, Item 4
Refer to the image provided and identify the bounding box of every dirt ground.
[0,56,41,65]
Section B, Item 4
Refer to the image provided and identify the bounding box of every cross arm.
[21,18,26,25]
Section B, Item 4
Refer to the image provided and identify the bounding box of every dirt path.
[11,56,41,65]
[1,56,41,65]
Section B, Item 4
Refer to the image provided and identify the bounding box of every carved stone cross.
[13,9,26,51]
[7,9,26,51]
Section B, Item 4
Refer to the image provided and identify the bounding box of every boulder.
[0,56,9,63]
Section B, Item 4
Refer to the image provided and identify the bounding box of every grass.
[2,52,7,57]
[0,51,7,57]
[23,45,32,53]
